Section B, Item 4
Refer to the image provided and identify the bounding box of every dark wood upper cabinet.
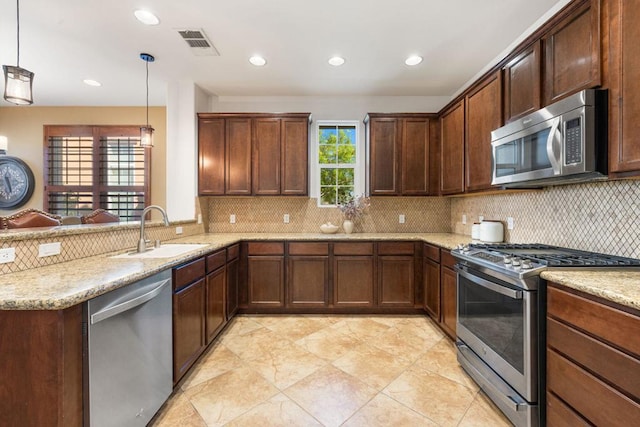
[225,118,253,195]
[281,118,309,195]
[503,41,542,123]
[198,113,309,196]
[543,0,601,105]
[465,72,503,192]
[608,0,640,175]
[440,101,465,195]
[198,118,225,195]
[367,113,433,196]
[253,118,281,195]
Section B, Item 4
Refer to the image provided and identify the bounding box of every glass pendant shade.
[3,65,33,106]
[140,126,154,147]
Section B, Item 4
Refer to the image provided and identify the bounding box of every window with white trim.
[316,121,363,206]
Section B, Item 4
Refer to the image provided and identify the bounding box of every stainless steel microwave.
[491,89,607,188]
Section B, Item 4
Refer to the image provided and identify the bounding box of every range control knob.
[503,256,512,264]
[521,259,533,270]
[511,257,521,266]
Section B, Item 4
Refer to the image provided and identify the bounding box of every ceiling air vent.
[177,29,220,56]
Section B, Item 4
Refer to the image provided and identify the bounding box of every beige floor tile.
[151,391,207,427]
[225,393,323,427]
[332,342,412,390]
[184,366,279,426]
[295,327,363,361]
[412,339,480,392]
[343,393,438,427]
[222,315,265,336]
[394,316,446,341]
[254,315,337,341]
[180,344,243,391]
[367,315,415,327]
[284,365,378,427]
[329,317,392,340]
[370,326,437,363]
[245,342,327,389]
[383,367,476,427]
[221,326,291,361]
[459,391,513,426]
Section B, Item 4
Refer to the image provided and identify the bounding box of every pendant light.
[139,53,155,147]
[3,0,34,105]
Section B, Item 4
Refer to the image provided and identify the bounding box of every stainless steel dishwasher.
[85,270,172,427]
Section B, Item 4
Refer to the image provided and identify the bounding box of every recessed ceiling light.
[405,55,423,66]
[83,79,102,87]
[249,56,267,66]
[134,10,160,25]
[328,56,345,66]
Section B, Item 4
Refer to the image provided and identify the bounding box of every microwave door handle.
[455,266,523,299]
[546,117,562,174]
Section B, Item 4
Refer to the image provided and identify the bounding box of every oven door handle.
[455,266,523,299]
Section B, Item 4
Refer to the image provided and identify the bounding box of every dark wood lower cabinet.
[205,266,226,344]
[288,256,329,307]
[173,279,205,383]
[377,256,415,307]
[333,256,375,307]
[226,256,239,319]
[440,265,457,339]
[248,256,285,307]
[423,257,441,320]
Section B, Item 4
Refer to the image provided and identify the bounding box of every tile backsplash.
[206,197,451,234]
[451,180,640,258]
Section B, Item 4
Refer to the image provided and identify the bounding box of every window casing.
[315,121,363,206]
[44,125,150,221]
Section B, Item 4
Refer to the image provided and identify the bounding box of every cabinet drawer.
[173,257,205,290]
[333,242,373,256]
[547,349,640,426]
[547,285,640,356]
[206,250,226,273]
[440,250,457,269]
[423,243,440,262]
[227,244,240,261]
[289,242,329,256]
[546,392,590,427]
[247,242,284,256]
[378,242,414,255]
[548,317,640,399]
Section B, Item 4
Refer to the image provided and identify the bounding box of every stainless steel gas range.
[451,243,640,427]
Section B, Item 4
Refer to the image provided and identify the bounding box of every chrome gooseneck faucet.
[137,205,170,253]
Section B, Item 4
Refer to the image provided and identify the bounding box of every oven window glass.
[458,274,524,374]
[494,127,552,177]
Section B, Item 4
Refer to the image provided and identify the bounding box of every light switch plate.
[197,214,202,224]
[462,214,467,225]
[283,214,290,224]
[230,214,236,224]
[507,217,515,230]
[479,215,484,222]
[0,247,16,264]
[39,242,61,258]
[399,214,405,224]
[176,226,183,234]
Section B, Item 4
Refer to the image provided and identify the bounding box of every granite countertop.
[1,232,638,312]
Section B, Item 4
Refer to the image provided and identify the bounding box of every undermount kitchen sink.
[111,243,209,259]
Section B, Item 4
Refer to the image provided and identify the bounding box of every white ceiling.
[0,0,567,107]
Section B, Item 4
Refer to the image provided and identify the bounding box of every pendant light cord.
[145,59,149,126]
[16,0,20,67]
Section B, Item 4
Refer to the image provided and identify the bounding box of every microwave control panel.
[565,117,582,165]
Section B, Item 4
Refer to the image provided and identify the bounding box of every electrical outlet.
[230,214,236,224]
[197,214,202,224]
[479,215,484,222]
[462,214,467,225]
[175,226,183,235]
[399,214,405,224]
[39,242,61,258]
[283,214,290,224]
[0,247,15,264]
[507,217,515,230]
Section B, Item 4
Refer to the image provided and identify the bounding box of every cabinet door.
[226,257,239,320]
[543,0,601,105]
[198,118,225,195]
[423,257,441,321]
[370,118,400,195]
[253,118,281,195]
[334,256,374,307]
[465,72,502,192]
[401,118,430,195]
[288,256,328,307]
[225,118,252,195]
[503,41,542,123]
[205,267,226,344]
[608,0,640,174]
[247,256,284,307]
[440,266,457,339]
[173,279,205,383]
[378,256,415,307]
[282,118,308,195]
[440,101,465,195]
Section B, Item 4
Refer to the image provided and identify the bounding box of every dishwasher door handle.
[91,278,171,324]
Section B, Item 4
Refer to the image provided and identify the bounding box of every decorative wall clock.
[0,156,35,209]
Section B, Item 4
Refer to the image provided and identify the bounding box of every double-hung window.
[317,121,362,206]
[44,125,150,221]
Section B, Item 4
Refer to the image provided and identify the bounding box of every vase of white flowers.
[338,194,370,234]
